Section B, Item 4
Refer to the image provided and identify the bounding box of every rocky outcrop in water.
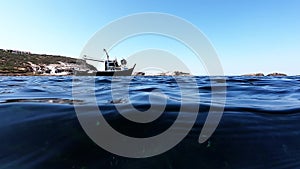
[242,72,288,77]
[133,71,191,76]
[133,72,146,76]
[242,73,265,76]
[267,73,287,76]
[153,71,191,76]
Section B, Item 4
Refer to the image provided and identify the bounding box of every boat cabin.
[105,60,121,71]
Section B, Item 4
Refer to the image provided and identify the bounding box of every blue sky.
[0,0,299,75]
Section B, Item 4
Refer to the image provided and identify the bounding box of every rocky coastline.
[0,49,291,77]
[0,49,96,76]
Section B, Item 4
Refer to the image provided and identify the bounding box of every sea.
[1,76,300,169]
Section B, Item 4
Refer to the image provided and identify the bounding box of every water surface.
[1,76,300,169]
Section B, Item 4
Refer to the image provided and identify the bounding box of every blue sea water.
[1,76,300,169]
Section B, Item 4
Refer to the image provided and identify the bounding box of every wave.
[1,76,300,168]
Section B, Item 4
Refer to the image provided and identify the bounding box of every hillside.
[0,49,96,75]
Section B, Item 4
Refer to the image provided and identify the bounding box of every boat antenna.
[103,49,110,60]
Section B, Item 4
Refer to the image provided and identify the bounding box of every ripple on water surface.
[0,76,300,169]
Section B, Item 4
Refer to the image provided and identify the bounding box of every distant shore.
[0,48,293,77]
[0,73,73,76]
[0,48,96,76]
[0,73,294,77]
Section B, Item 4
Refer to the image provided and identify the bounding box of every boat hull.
[75,66,135,76]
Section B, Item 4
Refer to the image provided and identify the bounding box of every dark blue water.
[1,76,300,169]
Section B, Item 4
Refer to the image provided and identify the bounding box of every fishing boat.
[76,49,136,76]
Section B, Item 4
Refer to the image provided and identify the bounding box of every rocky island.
[0,49,96,76]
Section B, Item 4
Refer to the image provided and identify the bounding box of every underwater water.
[1,76,300,169]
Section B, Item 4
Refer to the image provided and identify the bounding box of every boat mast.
[103,49,110,60]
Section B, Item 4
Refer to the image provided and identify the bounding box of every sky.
[0,0,299,75]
